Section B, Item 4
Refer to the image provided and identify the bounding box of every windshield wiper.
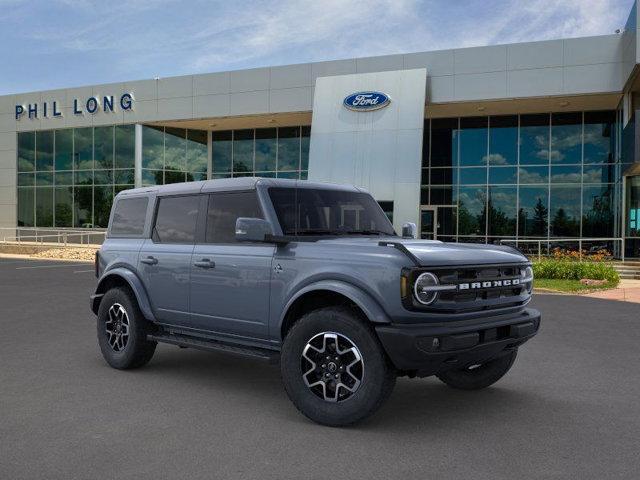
[287,229,347,236]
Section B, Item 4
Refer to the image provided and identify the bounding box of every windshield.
[268,187,396,236]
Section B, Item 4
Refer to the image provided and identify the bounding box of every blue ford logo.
[343,91,390,111]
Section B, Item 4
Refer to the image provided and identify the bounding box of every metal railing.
[0,227,106,247]
[498,238,624,261]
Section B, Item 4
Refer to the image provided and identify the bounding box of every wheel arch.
[92,268,156,322]
[279,280,391,340]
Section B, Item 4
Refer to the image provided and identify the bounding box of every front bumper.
[376,308,541,377]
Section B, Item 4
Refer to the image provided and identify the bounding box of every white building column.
[134,124,143,188]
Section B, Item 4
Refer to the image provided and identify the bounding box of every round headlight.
[414,272,439,305]
[521,266,533,292]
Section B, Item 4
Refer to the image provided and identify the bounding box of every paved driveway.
[1,257,639,480]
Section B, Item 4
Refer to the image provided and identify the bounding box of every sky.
[0,0,636,95]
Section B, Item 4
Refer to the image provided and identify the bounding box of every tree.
[532,198,548,236]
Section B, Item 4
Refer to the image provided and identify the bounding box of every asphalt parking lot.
[1,257,639,480]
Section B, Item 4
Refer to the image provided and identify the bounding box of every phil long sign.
[343,91,390,111]
[15,93,134,120]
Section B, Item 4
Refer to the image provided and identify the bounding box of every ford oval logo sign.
[343,91,390,111]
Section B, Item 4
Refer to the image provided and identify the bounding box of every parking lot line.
[15,263,89,270]
[73,269,95,274]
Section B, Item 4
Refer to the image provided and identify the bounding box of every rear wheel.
[97,287,157,369]
[436,349,518,390]
[280,306,396,426]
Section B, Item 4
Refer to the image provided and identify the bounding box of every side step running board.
[148,332,280,364]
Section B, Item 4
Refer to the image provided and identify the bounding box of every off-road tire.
[97,287,157,369]
[280,306,396,427]
[436,349,518,390]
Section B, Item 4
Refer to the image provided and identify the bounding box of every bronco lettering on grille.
[458,278,520,290]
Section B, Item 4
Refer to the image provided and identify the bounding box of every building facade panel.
[507,39,564,70]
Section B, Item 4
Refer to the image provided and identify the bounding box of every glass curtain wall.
[17,125,135,228]
[422,111,618,248]
[211,126,310,180]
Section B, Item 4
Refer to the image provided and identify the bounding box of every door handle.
[193,258,215,269]
[140,256,158,265]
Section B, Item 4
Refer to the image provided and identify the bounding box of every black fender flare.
[91,267,156,322]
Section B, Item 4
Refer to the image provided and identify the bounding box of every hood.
[315,237,527,267]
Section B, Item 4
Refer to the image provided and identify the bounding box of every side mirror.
[402,222,417,239]
[235,217,273,242]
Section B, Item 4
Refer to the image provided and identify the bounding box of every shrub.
[533,259,619,286]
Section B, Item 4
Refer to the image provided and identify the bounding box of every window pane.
[153,195,200,244]
[55,171,73,186]
[114,169,135,185]
[142,169,163,185]
[18,132,35,172]
[457,187,486,236]
[94,169,114,185]
[142,126,164,170]
[551,113,581,164]
[518,186,548,237]
[94,187,114,228]
[488,116,517,166]
[206,192,263,243]
[115,124,135,169]
[74,186,93,227]
[584,164,615,184]
[519,166,548,184]
[488,166,517,184]
[54,129,73,171]
[165,127,186,172]
[430,168,454,185]
[35,187,53,227]
[36,171,53,186]
[584,111,615,164]
[459,117,487,166]
[583,184,614,237]
[278,127,300,171]
[17,188,34,226]
[550,185,580,237]
[75,169,93,186]
[488,186,517,236]
[255,128,276,171]
[54,186,73,227]
[520,114,549,165]
[233,129,253,173]
[110,197,148,236]
[550,165,581,183]
[74,127,93,170]
[186,129,208,174]
[36,130,54,171]
[459,167,486,185]
[18,172,34,186]
[430,118,457,167]
[301,126,310,171]
[430,186,455,205]
[212,131,232,173]
[164,170,186,184]
[94,126,114,169]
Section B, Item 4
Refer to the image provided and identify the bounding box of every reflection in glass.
[115,125,135,169]
[551,113,581,164]
[278,127,300,171]
[518,186,548,237]
[459,117,487,167]
[186,130,207,176]
[520,114,549,165]
[36,130,54,171]
[94,126,114,169]
[55,129,73,171]
[430,168,454,185]
[212,131,232,174]
[583,184,614,237]
[519,166,548,184]
[550,185,580,237]
[430,186,456,205]
[584,111,615,164]
[164,128,186,172]
[584,165,614,184]
[55,186,73,227]
[74,186,92,227]
[18,132,35,172]
[488,116,517,165]
[301,126,311,170]
[142,126,164,170]
[458,187,486,236]
[17,188,34,226]
[550,165,581,183]
[459,167,486,185]
[233,129,253,173]
[94,186,113,228]
[488,186,517,236]
[255,128,277,171]
[35,187,54,227]
[488,167,517,184]
[430,118,458,167]
[74,128,93,170]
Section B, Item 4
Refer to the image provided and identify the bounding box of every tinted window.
[206,192,263,243]
[269,188,396,236]
[110,197,149,236]
[153,195,200,243]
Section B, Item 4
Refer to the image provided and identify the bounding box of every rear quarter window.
[109,197,149,236]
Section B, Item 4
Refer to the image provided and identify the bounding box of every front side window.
[269,188,396,236]
[110,197,148,236]
[153,195,200,244]
[205,192,263,243]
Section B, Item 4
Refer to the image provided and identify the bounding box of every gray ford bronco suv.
[91,177,540,426]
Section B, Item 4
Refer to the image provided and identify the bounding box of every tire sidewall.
[97,288,146,369]
[281,308,394,426]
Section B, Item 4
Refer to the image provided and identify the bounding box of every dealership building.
[4,3,640,257]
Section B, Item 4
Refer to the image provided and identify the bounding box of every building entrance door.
[420,207,437,239]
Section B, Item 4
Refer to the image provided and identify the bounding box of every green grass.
[534,278,618,293]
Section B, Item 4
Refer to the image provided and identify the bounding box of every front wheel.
[436,349,518,390]
[97,287,157,369]
[280,307,396,427]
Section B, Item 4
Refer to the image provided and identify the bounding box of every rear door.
[138,194,202,326]
[189,191,274,339]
